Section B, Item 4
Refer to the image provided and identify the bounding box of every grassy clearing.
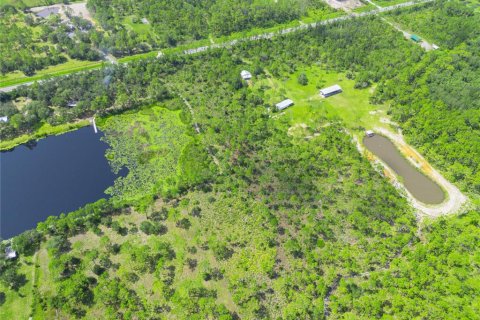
[0,120,90,151]
[100,105,210,205]
[373,0,412,7]
[0,256,35,320]
[0,59,103,88]
[254,65,387,132]
[353,3,378,12]
[123,16,152,35]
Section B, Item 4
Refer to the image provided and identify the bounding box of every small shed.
[365,130,375,137]
[240,70,252,80]
[320,84,342,98]
[276,99,294,111]
[5,247,17,260]
[0,116,8,123]
[410,34,421,42]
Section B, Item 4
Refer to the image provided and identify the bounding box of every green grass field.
[353,3,378,13]
[123,16,151,34]
[372,0,412,7]
[0,255,35,319]
[254,66,388,133]
[0,59,103,88]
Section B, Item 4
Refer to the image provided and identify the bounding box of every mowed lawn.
[254,66,387,131]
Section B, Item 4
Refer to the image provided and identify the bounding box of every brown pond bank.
[358,127,468,218]
[363,134,444,205]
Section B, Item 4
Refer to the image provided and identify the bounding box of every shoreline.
[0,120,90,152]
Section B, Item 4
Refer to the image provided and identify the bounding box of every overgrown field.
[1,123,418,319]
[1,3,479,319]
[101,105,215,206]
[379,0,480,193]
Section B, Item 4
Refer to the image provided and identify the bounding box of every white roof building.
[5,247,17,259]
[240,70,252,80]
[276,99,294,111]
[35,7,60,18]
[0,116,8,123]
[432,44,440,50]
[320,84,342,97]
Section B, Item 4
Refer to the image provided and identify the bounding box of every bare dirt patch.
[65,2,94,23]
[30,2,95,24]
[324,0,364,10]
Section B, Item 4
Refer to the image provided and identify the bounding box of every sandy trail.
[363,127,468,218]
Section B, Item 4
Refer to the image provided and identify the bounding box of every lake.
[363,134,445,205]
[0,127,118,239]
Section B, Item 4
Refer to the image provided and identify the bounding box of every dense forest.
[329,209,480,319]
[0,16,422,142]
[0,0,339,75]
[87,0,336,46]
[377,0,480,191]
[1,1,479,319]
[0,5,100,75]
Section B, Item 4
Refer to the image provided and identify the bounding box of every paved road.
[0,83,35,93]
[0,0,434,93]
[183,0,434,55]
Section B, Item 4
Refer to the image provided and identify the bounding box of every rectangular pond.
[363,134,445,205]
[0,127,120,239]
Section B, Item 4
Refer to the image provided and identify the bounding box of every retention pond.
[1,127,119,239]
[363,134,445,205]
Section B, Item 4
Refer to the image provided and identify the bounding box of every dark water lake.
[363,134,445,205]
[0,127,117,239]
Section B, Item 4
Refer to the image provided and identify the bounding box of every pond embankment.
[364,134,444,204]
[360,127,467,218]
